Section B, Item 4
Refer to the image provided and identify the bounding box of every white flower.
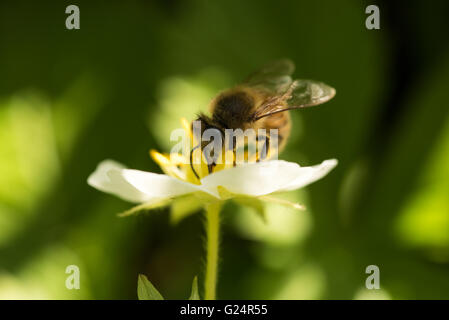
[87,118,337,217]
[88,158,337,215]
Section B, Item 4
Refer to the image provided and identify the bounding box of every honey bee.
[190,59,335,178]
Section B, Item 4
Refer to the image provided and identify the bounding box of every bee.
[190,59,335,179]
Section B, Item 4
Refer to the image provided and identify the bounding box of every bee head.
[212,90,255,129]
[193,113,224,145]
[190,114,225,176]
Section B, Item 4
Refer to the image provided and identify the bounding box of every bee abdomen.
[262,111,291,152]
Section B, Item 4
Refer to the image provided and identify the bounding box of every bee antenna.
[190,144,201,180]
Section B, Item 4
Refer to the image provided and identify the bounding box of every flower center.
[150,118,274,184]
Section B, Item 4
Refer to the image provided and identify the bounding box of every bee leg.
[264,135,270,160]
[255,135,261,162]
[190,144,201,180]
[232,136,237,167]
[207,161,216,174]
[256,134,270,161]
[255,135,264,162]
[204,149,218,174]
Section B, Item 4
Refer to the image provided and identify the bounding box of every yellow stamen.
[150,150,186,181]
[180,117,193,139]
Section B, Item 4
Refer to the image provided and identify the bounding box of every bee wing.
[243,59,295,93]
[252,79,336,120]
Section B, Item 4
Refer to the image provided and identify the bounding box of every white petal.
[88,159,204,203]
[278,159,338,192]
[200,160,303,197]
[199,159,337,198]
[118,168,205,199]
[88,160,148,203]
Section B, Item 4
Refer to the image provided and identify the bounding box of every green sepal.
[171,195,202,224]
[233,196,267,223]
[118,198,172,217]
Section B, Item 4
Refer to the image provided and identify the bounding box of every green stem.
[204,201,221,300]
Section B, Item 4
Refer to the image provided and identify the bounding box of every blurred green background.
[0,0,449,299]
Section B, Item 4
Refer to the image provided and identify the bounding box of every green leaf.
[188,276,200,300]
[137,274,164,300]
